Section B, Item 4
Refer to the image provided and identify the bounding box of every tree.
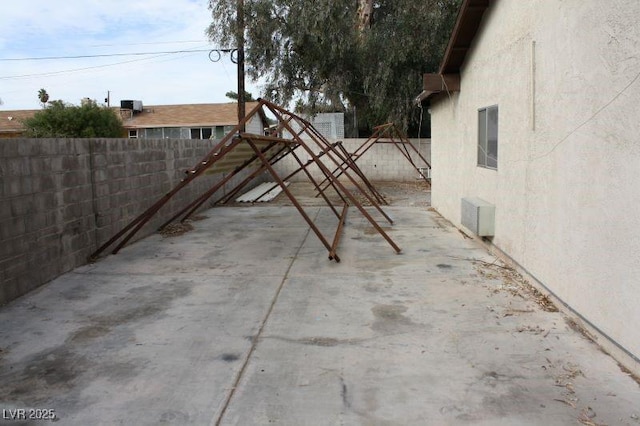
[225,90,256,102]
[38,88,50,107]
[207,0,460,134]
[22,99,124,138]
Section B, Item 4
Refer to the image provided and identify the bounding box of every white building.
[420,0,640,373]
[283,112,345,140]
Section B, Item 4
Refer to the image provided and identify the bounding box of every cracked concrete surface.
[1,185,639,425]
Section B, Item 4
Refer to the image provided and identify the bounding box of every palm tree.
[38,89,50,108]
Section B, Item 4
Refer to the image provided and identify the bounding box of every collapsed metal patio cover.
[314,122,431,201]
[90,99,401,262]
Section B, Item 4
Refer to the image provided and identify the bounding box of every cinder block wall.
[0,138,261,305]
[272,138,431,182]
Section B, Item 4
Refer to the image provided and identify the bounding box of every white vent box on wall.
[461,197,495,236]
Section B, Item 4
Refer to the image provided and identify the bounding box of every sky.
[0,0,260,111]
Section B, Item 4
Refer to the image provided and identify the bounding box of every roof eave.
[416,0,491,104]
[438,0,491,75]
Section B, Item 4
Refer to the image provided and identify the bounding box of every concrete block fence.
[272,138,431,182]
[0,138,262,305]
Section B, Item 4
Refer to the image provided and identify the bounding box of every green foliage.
[225,90,256,101]
[38,88,49,107]
[207,0,460,134]
[22,99,124,138]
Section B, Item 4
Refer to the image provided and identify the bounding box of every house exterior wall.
[430,0,640,365]
[126,113,264,140]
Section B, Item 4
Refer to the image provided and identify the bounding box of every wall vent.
[418,167,431,179]
[461,197,495,236]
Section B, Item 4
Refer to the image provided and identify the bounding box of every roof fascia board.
[437,0,491,75]
[416,0,490,103]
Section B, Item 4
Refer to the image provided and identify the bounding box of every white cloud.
[0,0,261,110]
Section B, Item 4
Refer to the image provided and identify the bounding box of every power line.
[0,48,213,62]
[83,40,207,48]
[0,46,241,81]
[23,40,209,51]
[0,52,179,80]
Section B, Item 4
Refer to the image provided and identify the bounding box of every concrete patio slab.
[1,193,639,425]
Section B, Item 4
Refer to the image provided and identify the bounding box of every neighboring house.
[0,109,37,138]
[120,101,267,139]
[0,101,266,139]
[420,0,640,371]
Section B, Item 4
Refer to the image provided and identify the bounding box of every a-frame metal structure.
[91,99,401,263]
[315,122,431,199]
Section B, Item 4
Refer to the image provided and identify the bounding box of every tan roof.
[0,109,38,133]
[121,102,261,129]
[0,102,262,134]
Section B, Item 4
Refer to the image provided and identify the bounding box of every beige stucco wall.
[431,0,640,363]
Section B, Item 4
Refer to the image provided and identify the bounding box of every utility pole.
[237,0,246,132]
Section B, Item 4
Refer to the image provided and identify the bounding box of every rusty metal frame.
[90,99,401,262]
[316,122,432,197]
[260,100,400,253]
[332,141,386,205]
[158,140,283,229]
[261,102,395,225]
